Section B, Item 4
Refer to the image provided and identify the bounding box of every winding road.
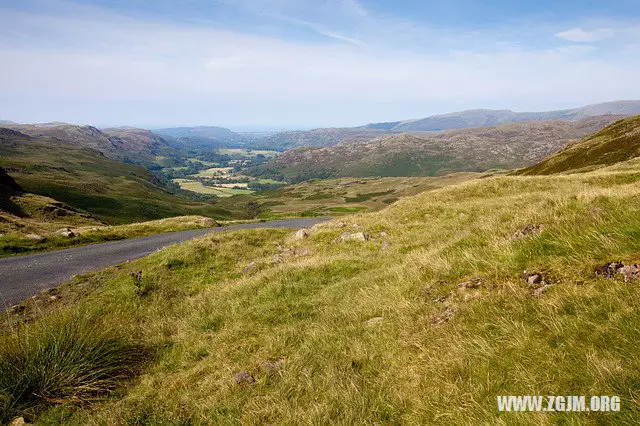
[0,218,329,309]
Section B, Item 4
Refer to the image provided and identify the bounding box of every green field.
[218,148,280,157]
[173,179,255,197]
[194,167,234,178]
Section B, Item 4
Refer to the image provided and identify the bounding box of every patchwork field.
[172,179,254,197]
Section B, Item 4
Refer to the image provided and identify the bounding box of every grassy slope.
[4,162,640,423]
[0,131,238,224]
[255,173,488,219]
[517,115,640,175]
[0,215,219,257]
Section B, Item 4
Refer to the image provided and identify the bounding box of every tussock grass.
[5,162,640,423]
[0,313,150,422]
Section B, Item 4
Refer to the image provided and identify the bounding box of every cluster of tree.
[247,181,287,192]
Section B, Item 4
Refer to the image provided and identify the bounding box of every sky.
[0,0,639,130]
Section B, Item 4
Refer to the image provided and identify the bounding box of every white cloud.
[0,2,639,127]
[555,27,614,43]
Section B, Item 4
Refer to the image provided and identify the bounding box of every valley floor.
[2,161,640,423]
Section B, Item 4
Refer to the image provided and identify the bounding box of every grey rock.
[430,307,456,327]
[619,264,640,283]
[458,279,482,289]
[56,228,75,238]
[597,261,625,279]
[340,232,370,242]
[241,261,257,274]
[527,274,543,287]
[233,371,256,385]
[512,224,545,240]
[381,241,391,250]
[292,229,310,241]
[531,284,552,297]
[25,233,45,241]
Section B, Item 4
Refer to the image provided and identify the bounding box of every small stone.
[340,232,370,242]
[234,371,256,385]
[292,229,310,241]
[365,316,383,326]
[380,231,388,237]
[25,233,45,241]
[458,279,482,289]
[49,295,59,301]
[596,262,624,279]
[430,307,456,327]
[531,284,552,297]
[459,213,466,217]
[10,417,31,426]
[241,262,257,274]
[56,228,75,238]
[527,274,543,287]
[511,224,545,240]
[619,264,640,283]
[381,241,391,250]
[272,254,285,263]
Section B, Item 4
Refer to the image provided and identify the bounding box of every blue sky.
[0,0,639,130]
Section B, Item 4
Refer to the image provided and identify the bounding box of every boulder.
[25,233,45,242]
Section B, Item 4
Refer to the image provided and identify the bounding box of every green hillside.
[250,117,621,182]
[4,157,640,423]
[516,115,640,175]
[0,129,236,223]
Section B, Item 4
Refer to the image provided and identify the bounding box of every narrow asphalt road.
[0,218,329,309]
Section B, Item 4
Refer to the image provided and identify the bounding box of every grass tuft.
[0,314,150,422]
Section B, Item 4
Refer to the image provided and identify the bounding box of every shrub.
[0,314,150,422]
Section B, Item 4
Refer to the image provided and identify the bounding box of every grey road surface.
[0,218,329,309]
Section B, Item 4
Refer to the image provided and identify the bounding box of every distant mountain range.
[248,115,626,182]
[372,100,640,132]
[259,100,640,148]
